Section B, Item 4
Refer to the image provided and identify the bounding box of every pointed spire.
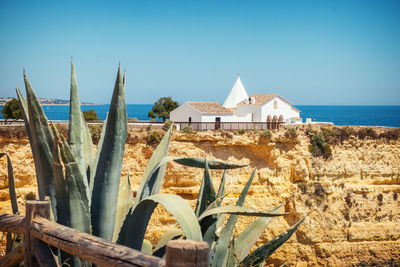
[223,75,249,108]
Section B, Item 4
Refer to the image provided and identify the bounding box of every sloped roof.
[223,76,249,108]
[237,94,294,107]
[187,102,233,114]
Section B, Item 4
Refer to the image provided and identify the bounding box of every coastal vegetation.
[1,62,304,266]
[82,109,99,121]
[148,96,178,122]
[1,98,22,121]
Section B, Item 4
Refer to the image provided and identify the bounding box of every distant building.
[170,76,301,126]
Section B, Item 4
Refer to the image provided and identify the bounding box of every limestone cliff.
[0,127,399,266]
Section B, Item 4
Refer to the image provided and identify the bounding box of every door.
[215,117,221,130]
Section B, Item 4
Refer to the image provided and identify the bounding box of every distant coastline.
[0,97,96,106]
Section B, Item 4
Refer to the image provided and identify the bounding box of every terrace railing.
[175,121,284,131]
[0,201,208,267]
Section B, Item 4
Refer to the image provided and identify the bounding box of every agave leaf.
[210,168,257,267]
[91,66,127,241]
[58,134,91,234]
[16,88,33,142]
[153,228,183,257]
[241,218,305,266]
[23,72,57,219]
[91,115,107,194]
[67,60,93,205]
[50,125,70,227]
[173,157,247,169]
[0,153,18,214]
[234,203,285,261]
[133,126,172,206]
[198,206,287,221]
[112,173,133,242]
[195,159,216,218]
[141,239,153,255]
[118,193,202,250]
[217,170,226,199]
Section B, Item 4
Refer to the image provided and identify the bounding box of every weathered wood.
[30,217,165,267]
[0,241,25,267]
[32,239,60,267]
[0,214,25,234]
[25,200,51,267]
[166,240,208,267]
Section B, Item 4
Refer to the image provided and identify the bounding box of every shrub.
[238,129,246,135]
[284,128,297,140]
[162,120,173,131]
[146,131,162,144]
[83,109,100,121]
[88,123,103,144]
[309,133,332,159]
[356,127,377,140]
[379,128,400,141]
[297,182,308,194]
[182,126,195,134]
[0,126,27,139]
[261,130,272,139]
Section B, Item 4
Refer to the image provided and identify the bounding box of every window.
[274,99,278,109]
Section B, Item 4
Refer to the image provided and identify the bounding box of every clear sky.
[0,0,399,105]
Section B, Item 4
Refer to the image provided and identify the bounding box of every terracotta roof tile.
[187,102,233,114]
[238,94,295,107]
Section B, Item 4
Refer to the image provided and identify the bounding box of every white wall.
[234,105,261,122]
[170,103,202,122]
[260,97,299,122]
[201,114,234,122]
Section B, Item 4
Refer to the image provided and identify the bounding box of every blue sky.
[0,0,399,105]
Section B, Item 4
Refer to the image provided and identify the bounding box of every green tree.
[83,109,99,121]
[1,98,23,121]
[148,97,178,122]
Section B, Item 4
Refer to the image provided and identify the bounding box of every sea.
[1,105,400,127]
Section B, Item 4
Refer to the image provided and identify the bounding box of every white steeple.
[223,75,249,108]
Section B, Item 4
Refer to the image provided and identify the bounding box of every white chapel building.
[170,76,301,127]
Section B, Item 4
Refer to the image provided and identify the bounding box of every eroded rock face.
[1,128,399,265]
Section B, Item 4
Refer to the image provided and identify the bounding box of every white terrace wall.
[234,104,262,122]
[201,114,235,122]
[170,103,202,122]
[260,97,299,122]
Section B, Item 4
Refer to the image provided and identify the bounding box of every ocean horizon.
[1,104,400,128]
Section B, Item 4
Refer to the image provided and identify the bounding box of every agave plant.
[3,60,304,266]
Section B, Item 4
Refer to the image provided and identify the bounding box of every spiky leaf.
[153,228,183,257]
[173,157,247,169]
[141,239,153,255]
[210,168,257,267]
[134,126,172,206]
[112,173,133,242]
[0,153,18,214]
[234,203,285,261]
[118,194,202,250]
[241,218,305,266]
[198,206,287,221]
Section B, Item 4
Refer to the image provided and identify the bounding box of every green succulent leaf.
[210,168,257,267]
[173,157,247,169]
[234,203,285,261]
[153,228,183,257]
[141,239,153,255]
[112,173,133,242]
[22,72,56,217]
[216,170,226,199]
[134,126,172,206]
[16,88,33,142]
[91,65,127,241]
[195,159,216,218]
[241,217,305,266]
[0,153,18,214]
[118,193,202,250]
[198,206,287,221]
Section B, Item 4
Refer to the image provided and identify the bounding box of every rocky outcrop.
[1,127,399,265]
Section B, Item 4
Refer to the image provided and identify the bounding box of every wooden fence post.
[24,200,51,267]
[165,240,208,267]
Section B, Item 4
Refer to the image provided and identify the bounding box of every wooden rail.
[0,201,208,267]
